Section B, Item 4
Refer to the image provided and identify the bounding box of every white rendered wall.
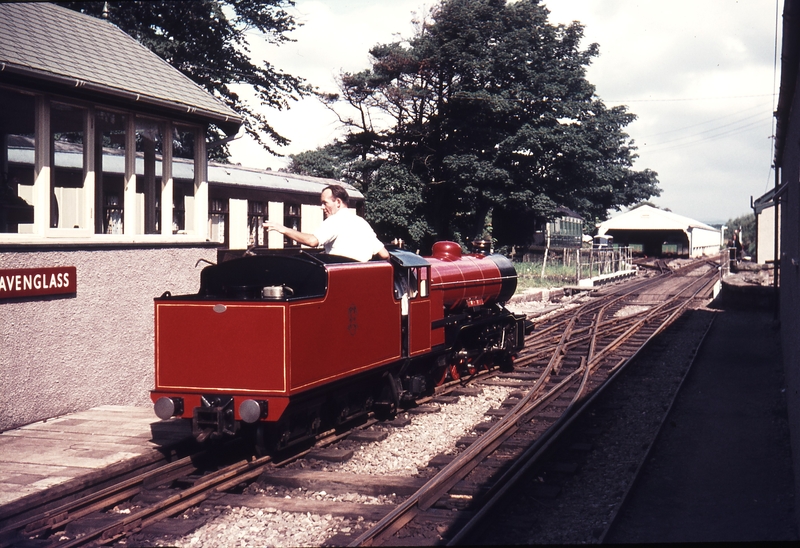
[0,245,216,431]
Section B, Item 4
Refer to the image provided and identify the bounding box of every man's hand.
[263,221,319,248]
[263,220,286,234]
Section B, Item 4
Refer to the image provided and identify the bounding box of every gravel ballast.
[127,276,739,547]
[130,385,516,547]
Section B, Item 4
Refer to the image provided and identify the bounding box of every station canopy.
[597,204,721,257]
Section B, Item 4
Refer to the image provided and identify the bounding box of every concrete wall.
[778,62,800,531]
[0,244,217,431]
[689,226,722,258]
[757,205,778,264]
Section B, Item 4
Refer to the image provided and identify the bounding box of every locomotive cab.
[389,248,433,359]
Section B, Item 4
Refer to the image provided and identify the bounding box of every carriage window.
[248,201,266,246]
[0,88,35,234]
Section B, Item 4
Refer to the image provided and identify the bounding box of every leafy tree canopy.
[288,140,381,188]
[59,0,312,160]
[308,0,660,252]
[725,212,756,256]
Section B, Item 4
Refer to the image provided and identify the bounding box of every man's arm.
[263,220,319,248]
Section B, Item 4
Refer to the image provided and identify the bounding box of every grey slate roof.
[206,163,365,200]
[0,2,242,131]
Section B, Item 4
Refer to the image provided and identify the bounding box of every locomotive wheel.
[373,373,401,420]
[434,364,450,386]
[253,423,270,457]
[308,414,322,436]
[449,363,462,381]
[249,423,291,455]
[499,354,515,372]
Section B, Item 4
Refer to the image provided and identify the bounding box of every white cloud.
[229,0,781,224]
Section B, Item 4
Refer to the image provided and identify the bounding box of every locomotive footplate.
[193,395,237,442]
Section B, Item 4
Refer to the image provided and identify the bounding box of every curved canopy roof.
[598,205,719,234]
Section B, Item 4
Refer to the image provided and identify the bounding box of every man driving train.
[263,184,390,262]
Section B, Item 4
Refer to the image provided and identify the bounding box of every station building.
[774,0,800,528]
[0,3,359,430]
[596,204,721,258]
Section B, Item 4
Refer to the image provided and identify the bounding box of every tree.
[725,213,756,257]
[287,140,381,189]
[318,0,659,252]
[59,1,312,160]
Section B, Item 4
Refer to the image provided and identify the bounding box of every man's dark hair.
[324,184,349,206]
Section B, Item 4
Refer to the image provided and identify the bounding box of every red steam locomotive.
[151,241,525,450]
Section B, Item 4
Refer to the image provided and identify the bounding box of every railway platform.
[607,277,797,542]
[0,406,190,510]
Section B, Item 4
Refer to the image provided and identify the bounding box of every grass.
[514,260,577,290]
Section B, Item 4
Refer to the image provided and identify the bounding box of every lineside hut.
[0,3,359,431]
[597,204,720,258]
[752,188,780,265]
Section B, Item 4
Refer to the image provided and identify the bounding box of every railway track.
[347,259,719,546]
[0,259,721,547]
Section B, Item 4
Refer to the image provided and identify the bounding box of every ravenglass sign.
[0,267,77,299]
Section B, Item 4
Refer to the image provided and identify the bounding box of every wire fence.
[515,246,634,289]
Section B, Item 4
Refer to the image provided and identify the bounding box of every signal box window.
[96,110,126,234]
[0,88,35,233]
[50,102,88,230]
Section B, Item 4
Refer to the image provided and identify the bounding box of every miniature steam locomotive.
[151,241,525,451]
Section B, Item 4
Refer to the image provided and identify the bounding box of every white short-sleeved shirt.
[313,208,384,262]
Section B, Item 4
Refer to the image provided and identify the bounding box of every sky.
[227,0,782,226]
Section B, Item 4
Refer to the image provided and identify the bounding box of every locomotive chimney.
[471,238,492,256]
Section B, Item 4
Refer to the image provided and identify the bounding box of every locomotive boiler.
[151,241,525,451]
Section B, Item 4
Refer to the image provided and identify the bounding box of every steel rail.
[447,264,720,545]
[0,450,210,547]
[54,453,275,547]
[348,365,586,547]
[348,310,597,546]
[597,309,718,543]
[349,261,719,546]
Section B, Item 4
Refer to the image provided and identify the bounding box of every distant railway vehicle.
[593,235,614,249]
[151,241,525,451]
[531,207,585,249]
